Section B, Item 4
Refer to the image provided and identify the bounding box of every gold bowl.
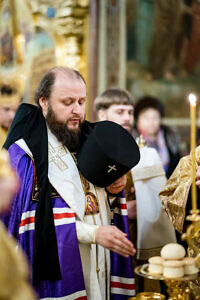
[128,293,165,300]
[136,292,165,299]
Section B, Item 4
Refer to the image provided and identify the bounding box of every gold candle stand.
[182,210,200,270]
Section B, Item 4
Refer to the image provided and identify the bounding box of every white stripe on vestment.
[114,207,128,216]
[111,275,135,296]
[113,197,128,215]
[53,207,76,226]
[19,208,76,234]
[54,217,75,226]
[111,287,136,296]
[53,207,75,214]
[40,289,87,299]
[19,223,35,234]
[21,210,35,220]
[21,208,74,218]
[119,197,126,204]
[111,276,135,284]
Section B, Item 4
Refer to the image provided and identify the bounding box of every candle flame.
[188,93,197,106]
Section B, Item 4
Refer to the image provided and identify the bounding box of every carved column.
[98,0,126,94]
[88,0,98,121]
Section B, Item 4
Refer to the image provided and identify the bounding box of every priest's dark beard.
[46,106,84,153]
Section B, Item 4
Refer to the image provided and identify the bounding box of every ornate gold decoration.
[0,0,90,110]
[79,172,99,215]
[135,146,200,298]
[135,198,200,298]
[165,279,190,300]
[137,135,147,148]
[70,152,99,215]
[27,0,89,76]
[29,47,56,104]
[135,264,198,300]
[182,210,200,258]
[10,0,25,64]
[132,292,165,299]
[180,210,200,297]
[48,143,68,171]
[0,0,25,65]
[0,73,25,106]
[85,192,99,215]
[24,0,90,106]
[159,145,200,233]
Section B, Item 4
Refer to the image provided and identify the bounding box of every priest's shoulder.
[6,139,33,168]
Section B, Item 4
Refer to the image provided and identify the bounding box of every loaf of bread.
[163,260,184,278]
[148,256,164,275]
[183,257,199,275]
[161,243,185,260]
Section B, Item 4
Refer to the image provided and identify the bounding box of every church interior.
[1,0,200,299]
[1,0,200,153]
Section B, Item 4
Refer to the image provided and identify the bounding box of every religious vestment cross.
[48,143,68,171]
[107,164,117,173]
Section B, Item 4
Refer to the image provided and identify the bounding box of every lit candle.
[189,93,197,210]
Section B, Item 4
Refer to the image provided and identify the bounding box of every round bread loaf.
[148,256,164,265]
[163,260,184,278]
[183,257,199,275]
[163,260,183,267]
[148,256,164,275]
[161,243,185,260]
[183,257,195,265]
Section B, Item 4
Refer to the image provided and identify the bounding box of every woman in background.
[133,96,181,178]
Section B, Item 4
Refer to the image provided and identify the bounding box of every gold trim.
[48,143,68,171]
[70,152,99,215]
[0,74,25,106]
[159,146,200,233]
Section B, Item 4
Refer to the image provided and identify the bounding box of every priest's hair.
[93,88,135,113]
[34,66,85,108]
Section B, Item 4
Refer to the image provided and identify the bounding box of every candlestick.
[189,93,197,211]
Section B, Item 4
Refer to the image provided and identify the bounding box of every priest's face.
[97,104,134,133]
[0,104,18,129]
[47,71,86,132]
[41,71,86,151]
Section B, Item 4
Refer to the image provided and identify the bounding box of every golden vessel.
[129,292,165,300]
[134,263,197,300]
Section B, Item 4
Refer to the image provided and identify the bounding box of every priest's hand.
[106,175,127,195]
[95,225,136,257]
[196,166,200,187]
[127,200,137,219]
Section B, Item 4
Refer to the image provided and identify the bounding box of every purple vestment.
[2,143,135,299]
[110,193,135,299]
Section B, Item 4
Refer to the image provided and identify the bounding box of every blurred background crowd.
[1,0,200,162]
